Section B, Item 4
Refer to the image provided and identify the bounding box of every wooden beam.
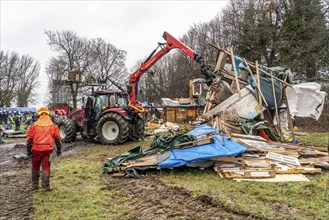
[243,58,268,107]
[245,60,292,87]
[255,60,264,119]
[299,157,329,165]
[230,48,241,99]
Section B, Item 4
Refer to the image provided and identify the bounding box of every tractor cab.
[93,91,128,120]
[82,91,129,139]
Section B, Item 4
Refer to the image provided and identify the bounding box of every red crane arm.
[127,31,209,110]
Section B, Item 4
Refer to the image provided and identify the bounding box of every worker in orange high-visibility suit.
[26,107,62,191]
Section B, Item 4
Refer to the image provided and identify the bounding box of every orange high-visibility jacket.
[26,115,61,151]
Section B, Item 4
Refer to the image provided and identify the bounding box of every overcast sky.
[0,0,228,107]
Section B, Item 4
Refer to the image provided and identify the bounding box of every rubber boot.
[41,171,52,192]
[32,171,40,190]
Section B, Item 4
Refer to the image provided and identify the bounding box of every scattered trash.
[154,122,180,135]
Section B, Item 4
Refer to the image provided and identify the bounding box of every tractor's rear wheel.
[96,113,129,145]
[129,116,145,140]
[57,118,77,143]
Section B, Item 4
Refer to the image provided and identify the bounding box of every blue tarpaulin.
[158,124,247,169]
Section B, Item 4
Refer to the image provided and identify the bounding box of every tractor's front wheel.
[57,118,77,143]
[96,113,129,145]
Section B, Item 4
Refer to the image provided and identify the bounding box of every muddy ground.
[0,139,87,220]
[104,175,246,219]
[1,139,246,220]
[0,140,32,220]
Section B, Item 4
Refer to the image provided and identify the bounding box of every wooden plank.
[231,134,267,143]
[300,145,328,152]
[243,58,268,107]
[211,156,235,162]
[230,48,241,99]
[127,154,158,167]
[234,174,309,182]
[214,51,227,72]
[222,171,274,179]
[276,167,321,174]
[174,137,215,149]
[108,167,126,173]
[217,164,276,179]
[283,87,295,143]
[203,86,260,119]
[255,60,264,119]
[245,60,292,87]
[242,158,271,168]
[299,157,329,165]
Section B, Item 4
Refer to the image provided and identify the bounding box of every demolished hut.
[103,48,328,182]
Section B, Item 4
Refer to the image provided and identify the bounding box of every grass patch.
[296,132,329,146]
[158,169,329,219]
[32,141,150,220]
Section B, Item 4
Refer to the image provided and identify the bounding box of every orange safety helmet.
[37,107,50,115]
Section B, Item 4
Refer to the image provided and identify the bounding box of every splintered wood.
[214,136,328,182]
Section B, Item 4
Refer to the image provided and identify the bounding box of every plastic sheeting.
[158,124,247,169]
[286,82,326,120]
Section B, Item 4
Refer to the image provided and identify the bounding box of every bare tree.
[138,54,174,102]
[0,51,20,107]
[45,30,93,108]
[0,51,39,107]
[16,55,40,107]
[89,38,128,90]
[45,30,128,108]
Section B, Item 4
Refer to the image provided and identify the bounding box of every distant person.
[8,113,14,130]
[0,111,3,125]
[26,107,62,191]
[3,111,8,126]
[14,113,21,131]
[32,112,38,122]
[0,127,3,144]
[25,112,33,128]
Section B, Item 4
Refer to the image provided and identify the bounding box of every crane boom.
[127,31,212,109]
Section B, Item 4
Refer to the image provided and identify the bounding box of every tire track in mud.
[105,175,248,220]
[0,142,32,220]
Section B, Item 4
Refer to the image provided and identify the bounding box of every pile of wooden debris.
[199,47,328,181]
[211,133,328,182]
[203,47,326,144]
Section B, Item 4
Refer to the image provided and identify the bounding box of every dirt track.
[0,141,32,220]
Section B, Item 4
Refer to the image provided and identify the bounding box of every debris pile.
[103,124,328,181]
[214,133,327,182]
[202,47,326,144]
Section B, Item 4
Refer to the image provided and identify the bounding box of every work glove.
[55,138,62,156]
[26,138,33,157]
[27,149,32,157]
